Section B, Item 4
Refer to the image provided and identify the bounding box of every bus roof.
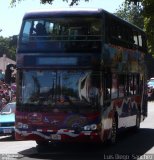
[23,8,104,19]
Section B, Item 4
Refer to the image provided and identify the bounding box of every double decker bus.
[15,9,147,145]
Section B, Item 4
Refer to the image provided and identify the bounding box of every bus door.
[102,72,112,107]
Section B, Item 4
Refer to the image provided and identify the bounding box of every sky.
[0,0,124,37]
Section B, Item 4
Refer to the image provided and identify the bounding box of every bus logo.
[28,113,42,124]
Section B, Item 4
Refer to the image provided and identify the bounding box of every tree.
[10,0,89,6]
[126,0,154,55]
[0,36,16,60]
[142,0,154,55]
[115,1,144,29]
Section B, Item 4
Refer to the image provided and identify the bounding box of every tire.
[133,111,141,132]
[108,115,118,144]
[36,140,49,146]
[11,133,15,140]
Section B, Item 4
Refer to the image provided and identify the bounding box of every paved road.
[140,102,154,154]
[0,102,154,160]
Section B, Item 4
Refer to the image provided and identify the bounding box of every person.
[11,94,16,102]
[35,23,47,36]
[1,98,7,109]
[0,95,2,111]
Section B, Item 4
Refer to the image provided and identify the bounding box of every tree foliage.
[0,36,17,60]
[127,0,154,55]
[10,0,89,6]
[142,0,154,55]
[115,1,144,29]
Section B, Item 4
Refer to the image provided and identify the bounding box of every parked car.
[147,78,154,88]
[0,102,16,136]
[147,78,154,101]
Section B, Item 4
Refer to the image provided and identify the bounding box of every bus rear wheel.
[108,115,118,144]
[133,111,141,132]
[36,140,49,146]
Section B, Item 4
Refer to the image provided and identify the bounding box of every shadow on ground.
[18,128,154,160]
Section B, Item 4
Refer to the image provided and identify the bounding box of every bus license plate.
[3,129,12,134]
[51,134,61,140]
